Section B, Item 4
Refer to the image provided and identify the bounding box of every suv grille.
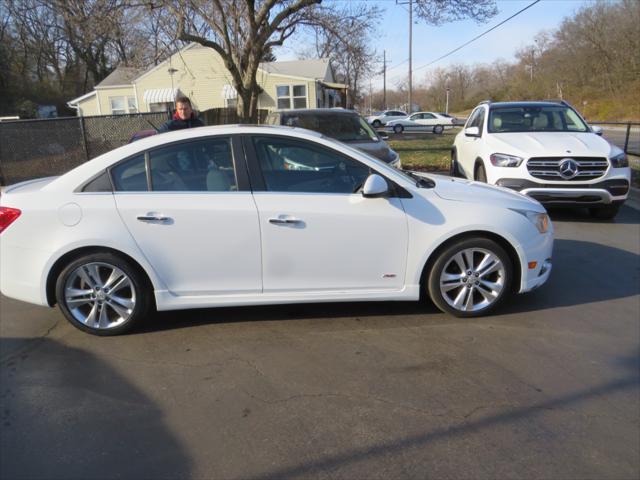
[526,157,609,181]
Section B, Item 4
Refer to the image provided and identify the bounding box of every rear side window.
[149,138,236,192]
[111,155,148,191]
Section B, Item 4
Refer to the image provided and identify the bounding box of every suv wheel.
[450,151,462,178]
[475,163,487,183]
[589,203,621,220]
[427,237,513,317]
[55,252,152,336]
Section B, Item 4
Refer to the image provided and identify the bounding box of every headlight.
[490,153,523,167]
[511,209,551,233]
[610,151,628,168]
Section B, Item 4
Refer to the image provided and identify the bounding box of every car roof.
[486,101,567,109]
[271,108,359,117]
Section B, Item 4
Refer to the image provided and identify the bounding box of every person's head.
[175,96,193,120]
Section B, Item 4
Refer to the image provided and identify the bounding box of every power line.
[413,0,542,72]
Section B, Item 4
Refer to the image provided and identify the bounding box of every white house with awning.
[67,43,347,116]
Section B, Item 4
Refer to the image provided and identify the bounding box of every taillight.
[0,207,21,233]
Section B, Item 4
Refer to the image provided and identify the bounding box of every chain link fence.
[0,108,268,186]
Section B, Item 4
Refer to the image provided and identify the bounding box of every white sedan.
[0,126,553,335]
[386,112,456,134]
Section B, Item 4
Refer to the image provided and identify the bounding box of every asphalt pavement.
[1,204,639,479]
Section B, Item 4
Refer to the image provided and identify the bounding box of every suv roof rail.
[478,99,492,105]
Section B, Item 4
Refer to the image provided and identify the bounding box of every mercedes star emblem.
[559,158,579,179]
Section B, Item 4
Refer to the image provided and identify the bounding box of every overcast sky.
[276,0,593,90]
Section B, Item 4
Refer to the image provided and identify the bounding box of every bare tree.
[168,0,322,122]
[413,0,497,25]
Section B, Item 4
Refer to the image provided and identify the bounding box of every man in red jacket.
[158,96,204,132]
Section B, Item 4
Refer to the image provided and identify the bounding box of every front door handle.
[137,213,171,223]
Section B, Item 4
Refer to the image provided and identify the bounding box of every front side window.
[488,105,589,133]
[423,113,436,119]
[149,138,237,192]
[470,108,485,130]
[276,84,307,109]
[252,136,371,194]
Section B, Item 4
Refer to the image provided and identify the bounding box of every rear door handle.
[269,217,303,225]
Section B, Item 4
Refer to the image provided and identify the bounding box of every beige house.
[68,43,346,116]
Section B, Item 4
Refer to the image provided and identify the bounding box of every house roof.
[259,59,331,81]
[96,66,145,88]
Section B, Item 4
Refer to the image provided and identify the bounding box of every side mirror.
[464,126,480,137]
[362,174,389,198]
[591,125,603,136]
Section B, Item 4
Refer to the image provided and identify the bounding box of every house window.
[110,96,137,114]
[276,85,307,109]
[149,102,173,113]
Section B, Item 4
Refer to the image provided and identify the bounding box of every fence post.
[79,116,90,162]
[623,122,631,154]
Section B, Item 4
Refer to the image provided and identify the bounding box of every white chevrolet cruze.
[0,126,553,335]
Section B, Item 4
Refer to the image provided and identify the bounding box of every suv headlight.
[490,153,523,167]
[610,151,628,168]
[511,209,551,234]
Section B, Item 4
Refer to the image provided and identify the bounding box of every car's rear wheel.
[427,238,513,317]
[433,125,444,134]
[589,203,621,220]
[475,163,487,182]
[372,120,382,128]
[393,124,404,134]
[55,252,152,336]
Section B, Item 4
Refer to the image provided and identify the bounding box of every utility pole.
[383,50,387,110]
[369,79,373,115]
[408,0,412,113]
[445,87,450,114]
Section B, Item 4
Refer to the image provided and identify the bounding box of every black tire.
[427,237,513,318]
[433,125,444,135]
[450,151,462,178]
[55,252,152,336]
[393,124,404,134]
[475,163,487,183]
[589,203,621,220]
[372,120,382,128]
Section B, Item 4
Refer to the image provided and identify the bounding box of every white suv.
[452,101,631,219]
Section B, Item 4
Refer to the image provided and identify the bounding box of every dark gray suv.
[265,109,400,168]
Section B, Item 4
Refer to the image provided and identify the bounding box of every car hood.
[412,172,545,211]
[489,132,614,158]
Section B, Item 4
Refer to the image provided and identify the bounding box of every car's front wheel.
[475,163,487,183]
[589,203,621,220]
[450,151,462,178]
[427,237,513,317]
[372,120,382,128]
[393,124,404,134]
[55,252,152,336]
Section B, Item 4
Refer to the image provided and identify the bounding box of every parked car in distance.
[265,108,400,168]
[438,112,463,125]
[0,125,553,335]
[366,110,408,128]
[451,100,631,219]
[386,111,456,134]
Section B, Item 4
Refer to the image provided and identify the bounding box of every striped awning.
[221,84,237,100]
[143,88,179,104]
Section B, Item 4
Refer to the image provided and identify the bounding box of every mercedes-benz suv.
[451,101,631,219]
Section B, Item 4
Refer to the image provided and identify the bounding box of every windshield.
[282,114,379,142]
[488,105,589,133]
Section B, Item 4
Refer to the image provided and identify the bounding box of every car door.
[244,135,409,293]
[418,113,437,127]
[112,136,262,296]
[457,107,486,177]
